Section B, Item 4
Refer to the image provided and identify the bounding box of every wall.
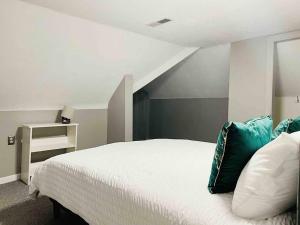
[133,90,150,141]
[0,109,107,178]
[74,109,107,149]
[275,38,300,97]
[273,97,300,125]
[107,76,133,143]
[228,32,300,122]
[134,44,230,142]
[228,37,268,121]
[145,44,230,98]
[273,39,300,124]
[149,98,228,142]
[0,0,184,110]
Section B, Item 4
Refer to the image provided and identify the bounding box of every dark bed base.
[49,198,88,224]
[49,199,62,219]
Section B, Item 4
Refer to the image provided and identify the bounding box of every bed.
[31,139,296,225]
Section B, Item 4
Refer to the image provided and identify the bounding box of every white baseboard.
[0,174,20,185]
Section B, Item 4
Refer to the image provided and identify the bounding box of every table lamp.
[61,106,74,124]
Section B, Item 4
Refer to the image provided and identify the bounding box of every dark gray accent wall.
[0,109,107,178]
[133,90,150,141]
[149,98,228,143]
[133,45,230,143]
[107,75,133,144]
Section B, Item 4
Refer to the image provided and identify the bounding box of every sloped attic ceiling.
[22,0,300,46]
[0,0,195,110]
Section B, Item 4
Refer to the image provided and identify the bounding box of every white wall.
[0,0,185,110]
[228,37,268,121]
[273,38,300,124]
[275,39,300,97]
[145,44,230,99]
[274,97,300,125]
[228,31,300,122]
[107,75,133,143]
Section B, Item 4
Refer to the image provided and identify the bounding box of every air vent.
[148,18,172,27]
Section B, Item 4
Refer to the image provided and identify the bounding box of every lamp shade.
[61,106,74,120]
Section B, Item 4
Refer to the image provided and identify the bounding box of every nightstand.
[21,123,78,185]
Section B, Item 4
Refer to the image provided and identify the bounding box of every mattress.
[31,139,296,225]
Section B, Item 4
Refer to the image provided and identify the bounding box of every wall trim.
[0,104,108,112]
[0,174,20,185]
[133,47,199,92]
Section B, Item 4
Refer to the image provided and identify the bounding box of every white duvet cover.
[32,139,296,225]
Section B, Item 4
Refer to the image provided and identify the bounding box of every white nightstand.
[21,123,78,185]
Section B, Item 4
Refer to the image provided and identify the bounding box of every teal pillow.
[208,116,273,194]
[272,116,300,139]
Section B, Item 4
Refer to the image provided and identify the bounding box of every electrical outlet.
[8,136,15,145]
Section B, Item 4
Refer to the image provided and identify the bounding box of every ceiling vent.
[148,18,172,27]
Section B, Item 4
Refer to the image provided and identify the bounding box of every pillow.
[272,116,300,139]
[208,116,273,194]
[232,133,299,219]
[290,131,300,145]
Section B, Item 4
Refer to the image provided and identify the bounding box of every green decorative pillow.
[208,116,273,194]
[272,116,300,139]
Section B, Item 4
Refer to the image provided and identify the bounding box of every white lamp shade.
[61,106,74,120]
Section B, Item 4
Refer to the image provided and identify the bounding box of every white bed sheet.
[31,139,296,225]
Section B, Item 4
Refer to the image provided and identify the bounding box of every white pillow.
[232,133,299,219]
[290,131,300,146]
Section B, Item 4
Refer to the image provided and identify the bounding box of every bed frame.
[50,198,88,224]
[49,199,62,219]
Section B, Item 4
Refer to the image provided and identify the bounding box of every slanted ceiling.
[0,0,195,110]
[22,0,300,46]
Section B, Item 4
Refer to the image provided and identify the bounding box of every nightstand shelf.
[21,123,78,185]
[31,135,75,152]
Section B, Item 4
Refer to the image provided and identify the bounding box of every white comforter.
[32,139,295,225]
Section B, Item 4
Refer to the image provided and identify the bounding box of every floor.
[0,181,87,225]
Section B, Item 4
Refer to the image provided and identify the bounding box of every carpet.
[0,181,87,225]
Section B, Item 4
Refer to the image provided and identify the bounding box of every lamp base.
[61,117,71,124]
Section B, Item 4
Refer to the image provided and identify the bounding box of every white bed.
[31,139,296,225]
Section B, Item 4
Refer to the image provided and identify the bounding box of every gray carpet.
[0,181,87,225]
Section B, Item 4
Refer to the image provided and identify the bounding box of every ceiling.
[1,0,188,110]
[23,0,300,47]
